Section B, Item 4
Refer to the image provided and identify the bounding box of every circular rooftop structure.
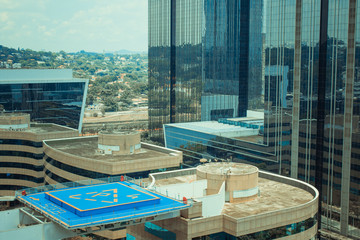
[98,130,141,155]
[197,162,259,203]
[197,162,258,176]
[0,113,30,130]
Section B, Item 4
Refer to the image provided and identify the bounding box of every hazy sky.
[0,0,148,52]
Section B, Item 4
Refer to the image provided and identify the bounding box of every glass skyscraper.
[0,69,88,131]
[148,0,263,142]
[150,0,360,238]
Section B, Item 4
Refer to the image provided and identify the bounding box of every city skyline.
[0,0,148,52]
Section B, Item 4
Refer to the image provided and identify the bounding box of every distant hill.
[73,49,147,56]
[107,49,147,55]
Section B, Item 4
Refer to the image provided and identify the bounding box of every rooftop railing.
[15,175,192,229]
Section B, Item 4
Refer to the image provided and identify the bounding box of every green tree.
[103,97,119,112]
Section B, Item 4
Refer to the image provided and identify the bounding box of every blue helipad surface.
[18,181,188,229]
[45,182,160,217]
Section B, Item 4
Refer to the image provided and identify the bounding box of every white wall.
[0,209,19,231]
[152,180,207,199]
[0,209,77,240]
[195,182,225,217]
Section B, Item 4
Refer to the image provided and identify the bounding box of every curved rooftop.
[197,162,258,175]
[147,165,318,239]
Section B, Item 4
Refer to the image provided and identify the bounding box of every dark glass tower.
[148,0,263,142]
[0,69,88,131]
[151,0,360,237]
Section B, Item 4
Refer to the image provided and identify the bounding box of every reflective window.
[0,174,43,184]
[0,82,86,129]
[0,162,44,171]
[0,151,43,159]
[0,139,43,148]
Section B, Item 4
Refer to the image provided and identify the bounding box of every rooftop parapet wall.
[0,123,78,142]
[146,167,318,239]
[43,137,183,177]
[0,113,30,130]
[218,171,318,238]
[98,131,141,155]
[148,168,196,187]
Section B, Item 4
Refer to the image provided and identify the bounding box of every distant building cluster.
[0,60,21,69]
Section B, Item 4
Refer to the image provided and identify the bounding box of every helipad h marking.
[69,194,81,199]
[127,194,140,199]
[18,181,188,228]
[44,182,162,216]
[68,188,118,203]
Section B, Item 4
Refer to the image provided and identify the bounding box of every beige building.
[0,114,319,239]
[0,113,184,239]
[128,162,319,240]
[41,130,182,240]
[0,113,78,197]
[43,131,183,185]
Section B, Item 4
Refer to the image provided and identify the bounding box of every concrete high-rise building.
[150,0,360,238]
[0,69,88,132]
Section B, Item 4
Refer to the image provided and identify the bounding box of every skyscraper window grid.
[149,0,360,237]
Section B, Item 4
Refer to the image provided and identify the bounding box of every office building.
[128,162,318,239]
[148,0,263,142]
[150,0,360,237]
[0,69,88,131]
[0,113,183,195]
[43,131,182,186]
[0,113,78,197]
[43,130,183,239]
[0,113,183,239]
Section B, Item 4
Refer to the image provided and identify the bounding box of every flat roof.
[165,121,256,135]
[222,177,313,218]
[0,123,77,134]
[153,174,314,218]
[0,69,87,83]
[28,124,78,133]
[44,137,171,162]
[234,135,264,144]
[17,181,189,229]
[197,163,258,175]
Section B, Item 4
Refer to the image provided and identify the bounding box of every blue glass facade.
[0,69,87,131]
[0,82,86,130]
[202,0,247,119]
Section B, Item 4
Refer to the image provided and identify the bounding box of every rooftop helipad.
[45,182,160,217]
[17,181,189,229]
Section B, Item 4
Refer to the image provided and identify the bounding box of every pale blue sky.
[0,0,148,52]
